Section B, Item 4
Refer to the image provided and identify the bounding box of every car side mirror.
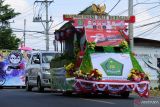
[34,59,40,64]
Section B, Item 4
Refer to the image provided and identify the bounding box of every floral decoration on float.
[127,68,149,82]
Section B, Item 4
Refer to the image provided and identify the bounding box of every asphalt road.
[0,88,148,107]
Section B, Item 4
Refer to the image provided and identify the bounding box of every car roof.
[27,50,61,54]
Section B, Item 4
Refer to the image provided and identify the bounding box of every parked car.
[25,51,61,92]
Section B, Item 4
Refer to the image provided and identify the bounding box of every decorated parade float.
[0,48,31,87]
[50,4,150,98]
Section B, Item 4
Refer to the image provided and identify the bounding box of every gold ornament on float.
[92,4,106,15]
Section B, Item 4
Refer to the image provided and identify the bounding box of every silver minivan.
[25,51,60,92]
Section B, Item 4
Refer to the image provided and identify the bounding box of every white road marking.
[80,98,115,104]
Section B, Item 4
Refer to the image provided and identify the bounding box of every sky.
[4,0,160,50]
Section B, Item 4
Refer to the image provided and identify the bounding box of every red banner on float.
[85,28,124,46]
[63,14,135,23]
[73,19,127,30]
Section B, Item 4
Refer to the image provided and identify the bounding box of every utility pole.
[45,0,49,51]
[128,0,134,51]
[23,19,26,47]
[33,0,53,51]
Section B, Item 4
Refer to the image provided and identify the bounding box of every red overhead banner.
[85,28,124,46]
[63,14,135,23]
[73,19,127,30]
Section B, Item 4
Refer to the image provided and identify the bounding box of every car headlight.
[42,69,50,74]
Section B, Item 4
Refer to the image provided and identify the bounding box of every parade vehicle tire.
[37,77,44,92]
[22,86,26,89]
[26,78,32,91]
[0,75,6,86]
[0,86,3,89]
[16,86,20,89]
[121,91,130,98]
[62,91,72,96]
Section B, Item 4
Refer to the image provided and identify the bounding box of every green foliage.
[103,46,115,52]
[98,46,130,53]
[74,41,80,58]
[80,49,93,73]
[87,48,95,53]
[0,29,20,50]
[130,53,143,72]
[50,53,75,68]
[0,1,20,50]
[0,1,20,21]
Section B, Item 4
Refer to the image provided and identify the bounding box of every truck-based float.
[50,4,149,98]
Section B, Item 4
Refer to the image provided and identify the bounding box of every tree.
[0,0,20,50]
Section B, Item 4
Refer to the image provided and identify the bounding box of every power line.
[12,30,44,33]
[135,25,159,37]
[116,2,139,15]
[14,13,33,21]
[50,21,65,30]
[137,25,160,38]
[116,0,157,15]
[134,20,160,29]
[26,33,44,38]
[108,0,121,14]
[39,2,52,15]
[18,5,34,15]
[142,31,160,35]
[135,4,160,15]
[136,14,160,23]
[11,27,44,32]
[14,4,34,20]
[33,2,39,18]
[38,3,44,15]
[137,2,160,4]
[11,27,24,30]
[135,23,160,37]
[11,27,55,35]
[25,36,44,39]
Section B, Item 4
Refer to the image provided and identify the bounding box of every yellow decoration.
[65,63,74,71]
[120,40,128,52]
[128,73,132,78]
[74,70,85,78]
[127,68,149,82]
[88,42,96,50]
[65,63,75,77]
[92,4,106,15]
[74,69,102,80]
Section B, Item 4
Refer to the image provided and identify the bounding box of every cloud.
[4,0,30,13]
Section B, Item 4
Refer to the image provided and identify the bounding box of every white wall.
[134,46,160,87]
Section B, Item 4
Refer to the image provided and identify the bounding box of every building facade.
[134,37,160,88]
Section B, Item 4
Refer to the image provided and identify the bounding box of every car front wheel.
[26,79,32,91]
[37,78,44,92]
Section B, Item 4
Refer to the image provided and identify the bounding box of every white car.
[25,51,60,92]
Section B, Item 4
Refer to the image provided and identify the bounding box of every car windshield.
[42,53,57,63]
